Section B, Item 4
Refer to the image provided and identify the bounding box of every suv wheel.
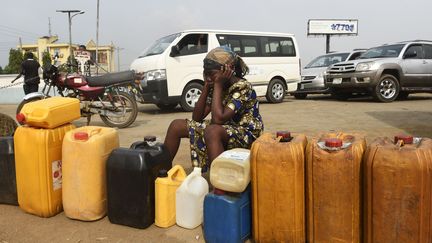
[180,82,203,112]
[266,78,286,103]
[372,74,400,102]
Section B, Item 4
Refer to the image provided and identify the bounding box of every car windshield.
[138,33,181,58]
[359,44,404,59]
[305,53,350,68]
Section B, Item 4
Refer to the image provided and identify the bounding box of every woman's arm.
[211,65,236,124]
[192,82,212,122]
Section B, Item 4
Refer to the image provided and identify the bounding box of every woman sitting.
[164,46,264,172]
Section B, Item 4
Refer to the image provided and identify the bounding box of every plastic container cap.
[213,188,225,195]
[394,135,413,144]
[325,138,343,148]
[276,131,292,142]
[158,169,168,178]
[74,132,89,141]
[144,135,156,142]
[16,113,26,124]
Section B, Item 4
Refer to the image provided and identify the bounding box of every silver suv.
[325,40,432,102]
[291,50,365,99]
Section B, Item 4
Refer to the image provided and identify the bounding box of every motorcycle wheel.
[16,97,44,115]
[99,91,138,128]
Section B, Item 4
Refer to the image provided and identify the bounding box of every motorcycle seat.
[86,70,135,87]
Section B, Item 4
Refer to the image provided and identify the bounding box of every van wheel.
[372,74,400,102]
[266,79,286,103]
[180,82,203,112]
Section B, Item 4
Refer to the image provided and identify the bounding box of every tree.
[42,50,52,69]
[3,49,23,74]
[0,66,3,74]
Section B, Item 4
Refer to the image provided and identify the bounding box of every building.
[19,35,115,74]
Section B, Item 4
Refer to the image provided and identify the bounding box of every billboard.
[308,19,358,35]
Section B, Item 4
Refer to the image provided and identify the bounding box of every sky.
[1,0,432,71]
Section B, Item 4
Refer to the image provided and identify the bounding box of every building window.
[98,52,107,64]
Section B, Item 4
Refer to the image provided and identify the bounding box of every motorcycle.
[17,64,139,128]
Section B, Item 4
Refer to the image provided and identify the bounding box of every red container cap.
[214,188,225,195]
[325,138,343,148]
[276,131,292,142]
[16,113,26,124]
[74,132,89,141]
[394,135,413,144]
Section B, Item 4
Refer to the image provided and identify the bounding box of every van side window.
[177,34,208,56]
[217,34,296,57]
[261,37,296,57]
[217,35,260,57]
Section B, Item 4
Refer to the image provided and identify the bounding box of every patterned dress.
[187,79,264,172]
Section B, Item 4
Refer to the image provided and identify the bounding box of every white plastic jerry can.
[175,167,209,229]
[210,148,251,193]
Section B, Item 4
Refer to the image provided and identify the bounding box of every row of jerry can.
[12,124,174,227]
[251,131,432,243]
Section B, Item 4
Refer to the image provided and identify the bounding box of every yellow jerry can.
[17,97,80,128]
[62,126,119,221]
[14,123,76,217]
[155,165,186,228]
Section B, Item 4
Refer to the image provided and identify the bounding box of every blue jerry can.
[204,185,251,243]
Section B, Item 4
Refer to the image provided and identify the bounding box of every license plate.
[333,78,342,84]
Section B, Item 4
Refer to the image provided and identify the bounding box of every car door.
[423,44,432,85]
[400,44,425,87]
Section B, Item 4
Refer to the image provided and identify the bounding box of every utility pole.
[19,37,22,50]
[96,0,100,75]
[56,10,85,65]
[116,46,124,71]
[48,17,52,36]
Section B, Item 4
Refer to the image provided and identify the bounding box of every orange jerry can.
[17,97,80,128]
[251,131,307,243]
[62,126,119,221]
[14,123,76,217]
[363,135,432,243]
[306,132,366,243]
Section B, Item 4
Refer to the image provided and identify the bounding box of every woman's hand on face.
[214,64,234,85]
[203,75,214,90]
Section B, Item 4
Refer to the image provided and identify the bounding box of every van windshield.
[305,53,349,69]
[138,33,181,58]
[359,44,404,59]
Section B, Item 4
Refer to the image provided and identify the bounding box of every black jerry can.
[0,136,18,205]
[107,136,171,229]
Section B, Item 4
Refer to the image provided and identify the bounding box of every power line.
[0,24,40,37]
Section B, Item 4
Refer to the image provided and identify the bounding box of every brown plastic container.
[251,132,307,243]
[306,132,366,243]
[363,136,432,243]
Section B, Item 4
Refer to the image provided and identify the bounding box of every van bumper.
[141,79,180,104]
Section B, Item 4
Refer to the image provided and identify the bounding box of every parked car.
[290,50,365,99]
[325,40,432,102]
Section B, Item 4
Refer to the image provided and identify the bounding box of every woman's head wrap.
[203,46,249,78]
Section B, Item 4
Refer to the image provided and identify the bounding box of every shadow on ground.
[366,110,432,138]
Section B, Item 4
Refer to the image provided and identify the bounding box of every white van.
[130,29,301,111]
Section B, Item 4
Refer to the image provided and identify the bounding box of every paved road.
[1,94,431,242]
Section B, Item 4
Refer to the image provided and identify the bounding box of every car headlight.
[356,62,375,71]
[143,69,166,81]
